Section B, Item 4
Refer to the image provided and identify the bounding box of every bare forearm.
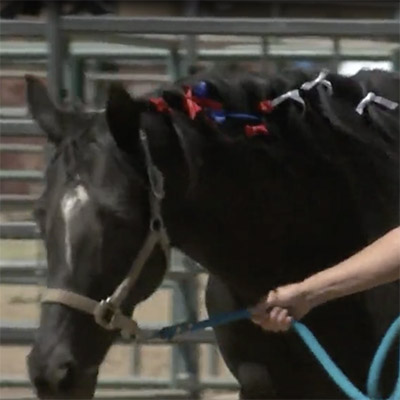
[301,227,400,308]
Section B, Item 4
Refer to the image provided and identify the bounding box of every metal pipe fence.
[1,17,399,38]
[0,11,398,398]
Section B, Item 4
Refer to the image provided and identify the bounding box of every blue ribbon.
[153,310,400,400]
[192,81,262,124]
[192,80,208,98]
[208,109,261,124]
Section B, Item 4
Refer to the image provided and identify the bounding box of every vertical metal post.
[208,345,220,377]
[260,36,269,75]
[130,342,142,376]
[168,48,182,80]
[392,48,400,72]
[46,1,67,105]
[93,61,118,108]
[393,6,400,72]
[70,57,85,103]
[171,253,200,398]
[331,38,341,73]
[183,0,199,76]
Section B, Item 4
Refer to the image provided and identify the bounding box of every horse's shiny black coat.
[26,69,399,399]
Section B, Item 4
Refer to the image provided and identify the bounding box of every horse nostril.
[33,376,50,394]
[54,361,75,392]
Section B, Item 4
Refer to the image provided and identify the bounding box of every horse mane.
[47,68,398,241]
[148,67,399,241]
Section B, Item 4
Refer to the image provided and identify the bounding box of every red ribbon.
[258,100,274,113]
[150,90,270,139]
[183,87,203,119]
[191,96,223,110]
[245,124,269,138]
[149,97,170,113]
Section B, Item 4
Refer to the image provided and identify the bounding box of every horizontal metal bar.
[0,260,46,285]
[76,49,396,63]
[1,38,395,61]
[0,48,168,60]
[202,376,239,390]
[0,260,202,285]
[1,17,398,39]
[61,17,400,39]
[86,72,170,82]
[0,107,30,119]
[0,375,238,390]
[0,321,216,345]
[0,375,171,389]
[0,71,168,82]
[201,49,394,61]
[0,194,37,207]
[0,169,43,181]
[0,222,38,239]
[0,20,45,36]
[0,119,42,136]
[0,70,47,78]
[0,143,43,153]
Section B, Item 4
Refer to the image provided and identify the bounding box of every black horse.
[26,68,399,399]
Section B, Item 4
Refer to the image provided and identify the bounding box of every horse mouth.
[32,365,98,400]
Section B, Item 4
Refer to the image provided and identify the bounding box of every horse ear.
[106,83,145,154]
[25,75,63,144]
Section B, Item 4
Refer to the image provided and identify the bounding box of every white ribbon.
[355,92,399,115]
[300,69,333,95]
[271,89,305,111]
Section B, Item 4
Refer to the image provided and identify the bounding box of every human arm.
[252,226,400,332]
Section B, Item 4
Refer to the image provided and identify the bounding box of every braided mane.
[143,68,399,241]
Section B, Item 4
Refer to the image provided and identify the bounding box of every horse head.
[26,77,181,399]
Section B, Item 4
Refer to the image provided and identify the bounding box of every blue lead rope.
[154,310,400,400]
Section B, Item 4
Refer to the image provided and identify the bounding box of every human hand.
[251,282,312,332]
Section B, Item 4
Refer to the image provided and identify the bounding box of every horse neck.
[163,142,365,301]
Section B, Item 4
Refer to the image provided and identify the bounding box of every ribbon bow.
[149,97,170,113]
[355,92,399,115]
[192,81,223,110]
[245,124,269,138]
[270,89,306,111]
[301,69,333,95]
[258,100,274,113]
[183,87,203,119]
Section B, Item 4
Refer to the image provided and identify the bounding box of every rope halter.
[42,130,170,340]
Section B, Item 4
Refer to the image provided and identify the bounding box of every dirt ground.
[0,240,237,399]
